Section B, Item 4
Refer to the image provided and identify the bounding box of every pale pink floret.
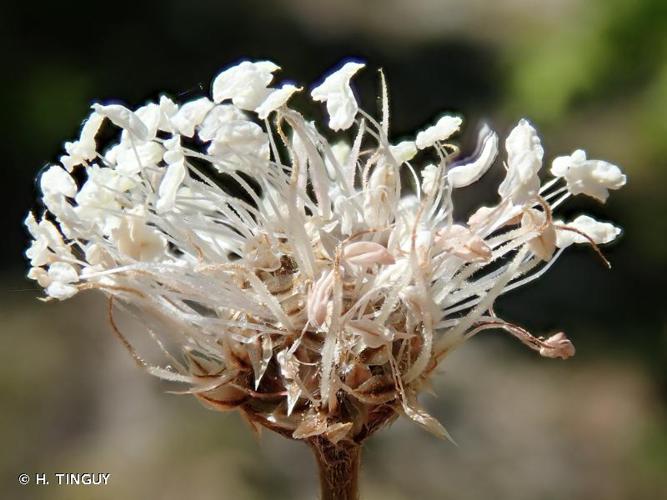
[307,269,335,327]
[342,241,395,266]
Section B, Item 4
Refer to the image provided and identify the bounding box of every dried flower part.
[342,241,395,266]
[308,269,335,327]
[26,58,625,446]
[347,318,395,349]
[539,332,576,359]
[521,208,557,262]
[435,225,492,262]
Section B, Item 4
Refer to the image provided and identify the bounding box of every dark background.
[2,0,666,498]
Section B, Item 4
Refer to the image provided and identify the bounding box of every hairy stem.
[309,437,361,500]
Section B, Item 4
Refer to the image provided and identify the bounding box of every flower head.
[26,59,626,443]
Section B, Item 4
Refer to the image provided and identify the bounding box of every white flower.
[24,213,72,267]
[389,141,417,163]
[92,104,149,140]
[40,165,77,198]
[158,96,179,132]
[112,212,167,261]
[106,139,164,175]
[448,124,498,188]
[74,165,137,233]
[555,215,621,248]
[198,104,247,142]
[498,119,544,204]
[25,59,626,446]
[212,60,280,110]
[421,163,439,196]
[206,119,269,164]
[551,149,627,202]
[135,103,161,139]
[61,111,104,171]
[156,161,186,214]
[44,262,79,300]
[170,97,214,137]
[415,115,462,150]
[311,61,365,131]
[255,84,301,119]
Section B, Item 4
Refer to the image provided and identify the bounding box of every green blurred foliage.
[509,0,667,126]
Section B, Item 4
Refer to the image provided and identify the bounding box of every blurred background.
[2,0,666,498]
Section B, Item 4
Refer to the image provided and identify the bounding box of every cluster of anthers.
[26,60,626,445]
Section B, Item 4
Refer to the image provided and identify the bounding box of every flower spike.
[26,59,626,451]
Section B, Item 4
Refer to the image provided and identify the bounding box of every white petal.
[109,141,164,174]
[28,267,51,287]
[556,215,621,248]
[551,150,626,202]
[498,119,543,204]
[156,161,186,213]
[415,115,462,150]
[158,96,179,132]
[26,238,49,267]
[61,112,105,171]
[74,166,137,232]
[255,84,301,119]
[212,60,280,110]
[46,282,78,300]
[550,149,587,177]
[40,165,77,198]
[311,62,365,131]
[421,163,439,196]
[448,124,498,188]
[207,120,269,163]
[113,216,166,261]
[80,111,105,146]
[198,104,247,142]
[92,104,149,140]
[170,97,214,137]
[47,262,79,284]
[135,102,161,139]
[389,141,417,163]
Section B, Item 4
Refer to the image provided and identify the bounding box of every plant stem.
[309,437,361,500]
